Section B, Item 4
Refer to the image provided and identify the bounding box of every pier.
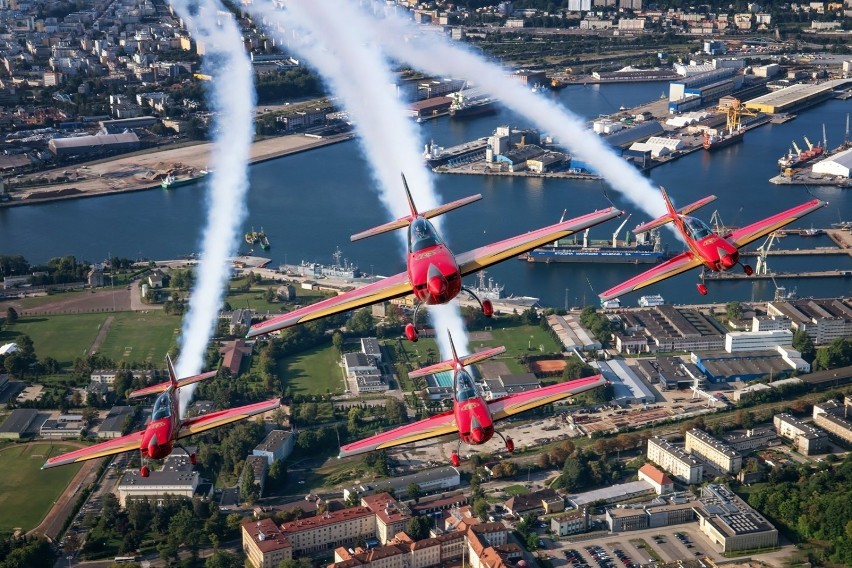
[706,269,852,281]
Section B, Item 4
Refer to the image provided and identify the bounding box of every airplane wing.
[338,410,458,458]
[455,207,622,275]
[598,251,703,302]
[409,346,507,379]
[177,398,281,439]
[728,198,826,249]
[129,370,218,399]
[246,271,412,338]
[489,375,607,420]
[42,431,145,469]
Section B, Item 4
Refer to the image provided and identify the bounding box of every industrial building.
[668,68,743,113]
[696,484,778,553]
[606,498,697,532]
[635,357,708,390]
[690,349,805,382]
[627,136,684,158]
[482,373,541,399]
[48,131,140,157]
[766,298,852,344]
[647,436,703,484]
[812,147,852,178]
[745,79,852,114]
[725,330,793,353]
[546,313,601,351]
[117,454,208,506]
[595,359,656,405]
[773,414,828,455]
[685,428,742,475]
[617,306,725,353]
[96,406,136,439]
[0,408,41,439]
[567,480,655,508]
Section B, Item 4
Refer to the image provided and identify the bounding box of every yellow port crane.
[716,98,758,133]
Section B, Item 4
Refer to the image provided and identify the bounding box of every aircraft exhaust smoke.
[354,4,668,221]
[167,1,256,416]
[247,0,471,358]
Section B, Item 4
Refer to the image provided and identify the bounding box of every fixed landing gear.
[743,264,754,276]
[405,288,494,343]
[495,431,514,453]
[697,268,708,296]
[462,287,494,318]
[450,451,460,467]
[140,465,150,477]
[405,323,419,342]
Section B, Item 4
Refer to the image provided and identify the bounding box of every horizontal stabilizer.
[408,345,506,379]
[350,194,482,242]
[634,194,717,235]
[129,369,218,398]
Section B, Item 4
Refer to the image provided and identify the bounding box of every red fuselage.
[676,215,740,272]
[451,367,495,446]
[140,389,179,460]
[407,218,463,305]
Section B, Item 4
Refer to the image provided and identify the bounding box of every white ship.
[469,271,540,308]
[638,294,665,307]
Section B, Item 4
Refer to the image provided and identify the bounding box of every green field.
[1,314,107,367]
[278,343,346,396]
[95,311,180,365]
[0,442,83,533]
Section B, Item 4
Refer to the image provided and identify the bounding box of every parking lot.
[540,525,728,566]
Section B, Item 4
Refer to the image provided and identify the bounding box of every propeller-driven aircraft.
[248,173,622,341]
[42,356,280,477]
[338,331,606,466]
[599,187,826,302]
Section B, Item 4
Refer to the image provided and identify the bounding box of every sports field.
[0,314,106,367]
[95,311,179,365]
[278,343,345,395]
[0,442,83,533]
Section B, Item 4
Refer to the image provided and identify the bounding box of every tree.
[473,497,489,521]
[5,306,18,323]
[348,407,362,431]
[332,331,344,354]
[406,483,422,503]
[792,330,816,362]
[726,301,742,321]
[348,309,375,335]
[406,516,432,540]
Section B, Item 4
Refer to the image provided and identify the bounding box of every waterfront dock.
[706,269,852,280]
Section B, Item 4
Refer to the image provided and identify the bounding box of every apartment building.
[773,414,828,455]
[242,518,292,568]
[812,400,852,444]
[279,507,376,554]
[647,436,703,484]
[685,428,742,474]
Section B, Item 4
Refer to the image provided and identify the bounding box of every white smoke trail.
[168,1,255,415]
[355,3,668,220]
[248,0,470,357]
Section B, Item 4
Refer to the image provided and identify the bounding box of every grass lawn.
[1,313,107,367]
[278,343,346,396]
[96,311,180,365]
[225,283,331,314]
[503,484,529,496]
[0,442,83,533]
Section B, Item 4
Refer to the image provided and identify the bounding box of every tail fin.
[129,356,218,399]
[634,187,717,234]
[409,331,506,379]
[351,172,482,242]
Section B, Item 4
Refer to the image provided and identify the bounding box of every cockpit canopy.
[456,370,477,402]
[682,216,714,241]
[409,218,440,253]
[152,392,172,421]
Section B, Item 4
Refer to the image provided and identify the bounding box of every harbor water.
[1,82,851,307]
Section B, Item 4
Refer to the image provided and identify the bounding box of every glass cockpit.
[456,371,478,402]
[683,216,714,241]
[409,218,440,253]
[152,392,172,421]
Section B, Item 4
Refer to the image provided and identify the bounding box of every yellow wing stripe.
[373,423,459,450]
[491,391,578,421]
[460,230,585,274]
[292,281,412,324]
[731,217,797,248]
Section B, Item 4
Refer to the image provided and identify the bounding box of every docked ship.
[778,131,825,171]
[449,88,499,119]
[519,215,672,264]
[161,169,209,189]
[703,99,756,151]
[244,227,270,250]
[468,271,540,308]
[281,247,363,280]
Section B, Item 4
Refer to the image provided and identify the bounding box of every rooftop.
[242,518,292,553]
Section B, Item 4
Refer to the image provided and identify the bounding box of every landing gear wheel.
[450,451,460,467]
[743,264,754,276]
[405,323,419,342]
[697,283,708,296]
[482,299,494,318]
[140,465,150,478]
[505,436,515,453]
[190,453,197,466]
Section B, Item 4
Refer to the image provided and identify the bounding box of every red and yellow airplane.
[42,356,280,477]
[338,331,606,465]
[599,187,826,302]
[248,173,622,341]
